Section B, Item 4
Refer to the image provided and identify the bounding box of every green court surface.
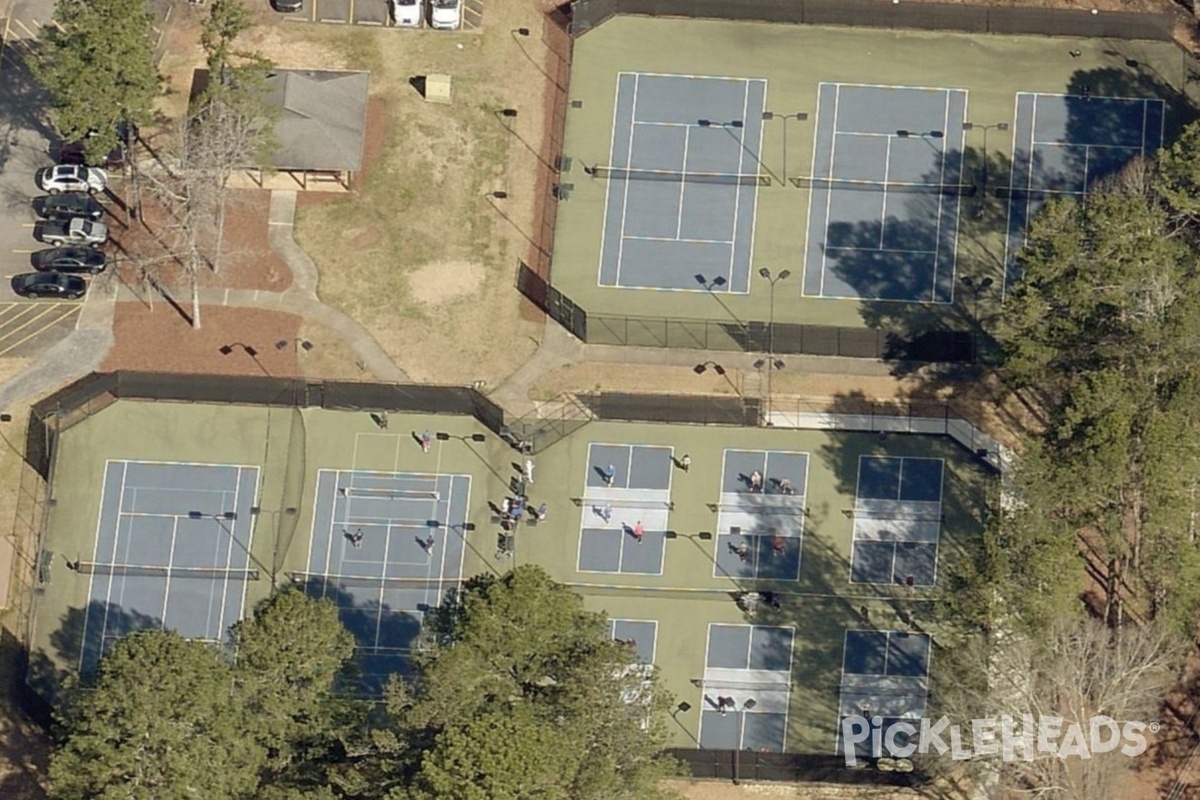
[553,15,1192,328]
[30,397,993,754]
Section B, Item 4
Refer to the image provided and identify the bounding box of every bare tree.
[930,618,1185,800]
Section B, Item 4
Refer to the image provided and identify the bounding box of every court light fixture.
[436,432,487,442]
[693,362,726,376]
[500,108,519,118]
[759,267,791,281]
[896,129,944,139]
[189,510,237,520]
[694,274,727,288]
[743,699,758,710]
[515,26,530,35]
[676,701,692,713]
[275,338,315,351]
[697,119,744,128]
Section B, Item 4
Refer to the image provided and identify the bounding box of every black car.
[35,194,104,221]
[31,247,108,275]
[11,272,87,299]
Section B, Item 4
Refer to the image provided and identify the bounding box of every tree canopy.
[30,0,161,159]
[341,566,680,800]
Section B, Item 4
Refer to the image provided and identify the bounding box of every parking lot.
[281,0,481,30]
[0,6,94,356]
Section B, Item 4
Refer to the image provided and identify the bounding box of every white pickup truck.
[33,217,109,248]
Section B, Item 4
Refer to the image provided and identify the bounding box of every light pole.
[762,111,809,185]
[962,121,1008,198]
[275,338,315,352]
[757,267,790,424]
[693,361,741,397]
[694,273,751,348]
[188,511,278,587]
[218,342,271,376]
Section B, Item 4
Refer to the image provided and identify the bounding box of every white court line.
[928,89,951,305]
[213,467,247,640]
[1028,90,1156,101]
[1001,93,1027,301]
[592,75,624,291]
[161,514,178,629]
[234,466,255,634]
[1032,139,1142,150]
[373,495,394,648]
[724,80,752,289]
[745,80,767,294]
[624,235,733,244]
[801,85,827,298]
[946,90,969,305]
[624,70,764,82]
[827,245,937,255]
[819,85,842,298]
[879,135,893,249]
[676,125,690,239]
[1083,145,1092,192]
[831,80,972,93]
[613,74,640,289]
[634,120,693,128]
[93,461,131,670]
[78,462,118,669]
[1141,99,1149,155]
[834,130,896,139]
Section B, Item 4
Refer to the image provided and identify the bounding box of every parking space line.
[0,305,82,357]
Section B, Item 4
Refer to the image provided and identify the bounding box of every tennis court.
[577,442,674,574]
[837,629,931,758]
[802,83,968,303]
[610,618,658,665]
[713,449,808,581]
[78,460,261,672]
[849,455,944,587]
[299,468,471,692]
[698,622,793,751]
[596,72,767,292]
[1004,91,1165,289]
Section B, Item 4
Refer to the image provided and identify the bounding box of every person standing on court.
[633,520,644,543]
[680,454,691,472]
[600,504,613,523]
[604,463,616,487]
[420,430,432,453]
[524,458,535,485]
[749,470,764,493]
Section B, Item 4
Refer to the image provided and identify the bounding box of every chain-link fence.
[517,263,976,363]
[571,0,1173,40]
[669,748,927,785]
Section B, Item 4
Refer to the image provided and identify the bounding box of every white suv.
[36,165,107,195]
[430,0,460,29]
[391,0,421,26]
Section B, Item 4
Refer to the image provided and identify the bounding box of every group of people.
[746,470,795,495]
[501,495,548,531]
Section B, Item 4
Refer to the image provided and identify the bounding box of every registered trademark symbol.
[1150,722,1161,734]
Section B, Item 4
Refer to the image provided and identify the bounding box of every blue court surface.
[850,456,944,587]
[1004,92,1165,289]
[838,630,931,758]
[610,618,658,665]
[79,460,260,673]
[699,623,793,751]
[713,449,809,581]
[803,83,968,303]
[577,442,674,575]
[596,72,766,292]
[298,468,470,693]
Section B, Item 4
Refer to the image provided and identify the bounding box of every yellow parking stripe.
[0,305,81,357]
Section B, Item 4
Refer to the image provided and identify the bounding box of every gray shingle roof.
[262,70,369,172]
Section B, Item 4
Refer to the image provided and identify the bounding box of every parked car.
[35,194,104,221]
[272,0,303,11]
[31,247,108,275]
[11,272,87,299]
[57,121,136,169]
[391,0,422,26]
[33,218,108,248]
[430,0,460,29]
[35,165,106,195]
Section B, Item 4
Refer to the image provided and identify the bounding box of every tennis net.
[791,177,977,196]
[852,509,944,523]
[76,562,260,580]
[291,572,454,591]
[341,487,440,501]
[579,497,674,510]
[587,165,770,186]
[994,186,1081,200]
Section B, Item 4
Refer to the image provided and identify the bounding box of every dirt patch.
[408,260,487,307]
[102,302,304,376]
[663,778,931,800]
